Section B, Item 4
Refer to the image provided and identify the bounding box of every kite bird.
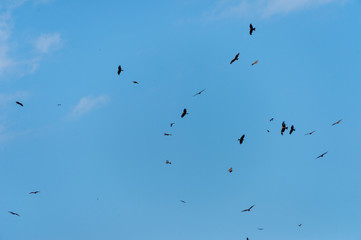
[249,24,256,35]
[8,211,20,216]
[16,101,23,107]
[165,160,172,164]
[332,119,342,126]
[193,89,206,97]
[242,205,255,212]
[29,191,40,194]
[289,125,296,135]
[252,60,259,66]
[228,167,233,173]
[316,152,328,159]
[281,121,288,135]
[164,133,172,136]
[305,131,315,135]
[117,65,124,75]
[238,135,245,144]
[230,53,240,64]
[181,108,188,118]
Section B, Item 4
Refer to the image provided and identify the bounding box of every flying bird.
[238,135,245,144]
[270,118,274,121]
[29,191,40,194]
[332,119,342,126]
[181,108,188,118]
[249,24,256,35]
[8,211,20,216]
[230,53,240,64]
[165,160,172,164]
[164,133,172,136]
[117,65,124,75]
[289,125,295,135]
[242,205,255,212]
[281,121,288,135]
[170,123,175,127]
[298,224,302,227]
[57,104,61,106]
[305,131,315,135]
[193,89,206,97]
[228,167,233,173]
[258,228,264,230]
[132,81,139,84]
[316,152,328,159]
[252,60,259,66]
[267,130,270,132]
[16,101,23,107]
[180,200,186,203]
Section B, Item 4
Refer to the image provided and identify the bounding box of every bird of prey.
[316,152,328,159]
[242,205,255,212]
[332,119,342,126]
[230,53,240,64]
[132,81,139,84]
[164,133,172,136]
[281,121,288,135]
[181,108,188,118]
[170,123,175,127]
[180,200,186,203]
[270,118,274,121]
[165,160,172,164]
[193,89,206,97]
[252,60,259,66]
[298,224,302,227]
[117,65,124,75]
[305,131,315,135]
[8,211,20,216]
[238,135,245,144]
[29,191,40,194]
[228,167,233,173]
[249,24,256,35]
[16,101,23,107]
[289,125,295,135]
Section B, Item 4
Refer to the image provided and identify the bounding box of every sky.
[0,0,361,239]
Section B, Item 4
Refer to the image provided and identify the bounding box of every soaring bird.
[242,205,255,212]
[16,101,23,107]
[164,133,172,136]
[117,65,124,75]
[332,119,342,126]
[267,130,270,132]
[316,152,328,159]
[180,200,186,203]
[193,89,206,97]
[170,123,175,127]
[249,24,256,35]
[258,228,264,230]
[57,104,61,106]
[165,160,172,164]
[132,81,139,84]
[228,167,233,173]
[270,118,274,121]
[298,224,302,227]
[305,131,315,135]
[281,121,288,135]
[238,135,245,144]
[230,53,240,64]
[251,60,259,66]
[8,211,20,216]
[181,108,188,118]
[29,191,40,194]
[289,125,296,135]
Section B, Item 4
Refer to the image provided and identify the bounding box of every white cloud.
[71,96,109,119]
[35,33,62,53]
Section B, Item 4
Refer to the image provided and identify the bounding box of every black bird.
[181,108,188,118]
[193,89,206,97]
[8,211,20,216]
[298,224,302,227]
[132,81,139,84]
[332,119,342,126]
[230,53,240,64]
[170,123,175,127]
[281,121,288,135]
[29,191,40,194]
[270,118,274,121]
[16,101,23,107]
[316,152,328,159]
[249,24,256,35]
[289,125,295,134]
[57,104,61,106]
[238,135,245,144]
[117,65,124,75]
[164,133,172,136]
[180,200,186,203]
[267,130,270,132]
[242,205,255,212]
[305,131,315,135]
[258,228,264,230]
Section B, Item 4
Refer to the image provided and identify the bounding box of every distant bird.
[242,205,255,212]
[252,60,259,66]
[238,135,245,144]
[132,81,139,84]
[332,119,342,126]
[164,133,172,136]
[165,160,172,164]
[228,167,233,173]
[298,224,302,227]
[57,104,61,106]
[281,121,288,135]
[305,131,315,135]
[29,191,40,194]
[316,152,328,159]
[289,125,295,135]
[117,65,124,75]
[16,101,23,107]
[249,24,256,35]
[230,53,240,64]
[258,228,264,230]
[170,123,175,127]
[193,89,206,97]
[267,130,270,132]
[181,108,188,118]
[270,118,274,121]
[8,211,20,216]
[180,200,186,203]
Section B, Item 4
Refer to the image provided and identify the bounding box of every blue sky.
[0,0,361,239]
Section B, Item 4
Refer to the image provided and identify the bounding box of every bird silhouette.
[170,123,175,127]
[180,200,186,203]
[267,130,270,132]
[305,131,315,135]
[228,167,233,173]
[332,119,342,126]
[242,205,255,212]
[181,108,188,118]
[57,104,61,106]
[289,125,295,135]
[8,211,20,216]
[238,135,245,144]
[316,152,328,159]
[281,121,288,135]
[132,81,139,84]
[298,224,302,227]
[29,191,40,194]
[165,160,172,164]
[164,133,172,136]
[230,53,240,64]
[249,24,256,35]
[252,60,259,66]
[193,89,206,97]
[16,101,23,107]
[117,65,124,75]
[270,118,274,121]
[258,228,264,230]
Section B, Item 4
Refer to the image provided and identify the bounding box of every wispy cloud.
[35,33,62,53]
[70,96,109,119]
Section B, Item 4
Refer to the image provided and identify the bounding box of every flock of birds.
[9,23,343,239]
